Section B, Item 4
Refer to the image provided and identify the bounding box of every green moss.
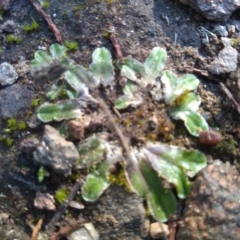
[7,118,17,132]
[41,1,50,9]
[18,121,27,130]
[31,98,40,107]
[102,31,110,38]
[27,110,33,117]
[104,0,114,4]
[4,118,27,134]
[6,34,21,44]
[0,46,2,53]
[108,168,131,190]
[55,189,69,204]
[216,136,236,155]
[90,138,101,149]
[64,41,78,51]
[5,138,14,146]
[38,166,50,182]
[23,20,39,32]
[231,38,239,47]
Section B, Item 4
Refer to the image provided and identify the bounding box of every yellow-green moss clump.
[41,1,50,9]
[108,168,131,191]
[55,188,69,204]
[64,41,78,51]
[23,20,39,32]
[6,34,21,44]
[216,136,236,155]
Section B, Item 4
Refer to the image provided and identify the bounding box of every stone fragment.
[227,25,236,35]
[26,113,42,129]
[150,222,169,239]
[67,223,99,240]
[208,38,238,75]
[0,213,9,224]
[0,83,34,120]
[20,137,40,154]
[34,192,56,211]
[177,160,240,240]
[0,20,16,33]
[213,25,228,37]
[180,0,240,21]
[221,37,232,47]
[68,120,85,140]
[15,56,30,78]
[82,185,150,240]
[68,200,85,210]
[33,125,79,176]
[0,62,18,87]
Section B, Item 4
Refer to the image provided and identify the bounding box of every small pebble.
[150,222,169,239]
[34,192,56,211]
[199,130,222,146]
[67,223,99,240]
[69,200,85,210]
[68,120,85,140]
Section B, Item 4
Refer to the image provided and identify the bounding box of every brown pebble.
[68,120,85,140]
[199,130,222,146]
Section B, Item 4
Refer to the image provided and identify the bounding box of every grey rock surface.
[208,38,238,75]
[82,185,150,240]
[0,83,34,119]
[20,137,40,154]
[177,160,240,240]
[0,62,18,86]
[213,25,228,37]
[0,20,16,33]
[180,0,240,21]
[33,125,79,177]
[67,223,99,240]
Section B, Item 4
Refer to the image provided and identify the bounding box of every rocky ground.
[0,0,240,239]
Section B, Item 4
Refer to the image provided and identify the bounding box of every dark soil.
[0,0,240,239]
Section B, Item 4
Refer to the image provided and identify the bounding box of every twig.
[31,214,45,240]
[28,0,62,42]
[48,218,85,240]
[112,105,122,119]
[183,65,210,78]
[107,96,122,119]
[184,65,240,115]
[45,179,82,235]
[219,82,240,115]
[168,216,179,240]
[110,33,123,63]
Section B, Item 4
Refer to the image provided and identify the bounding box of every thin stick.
[48,218,85,240]
[219,82,240,115]
[183,65,240,115]
[45,179,82,234]
[110,33,123,63]
[168,216,179,240]
[31,215,45,240]
[183,65,210,78]
[28,0,62,42]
